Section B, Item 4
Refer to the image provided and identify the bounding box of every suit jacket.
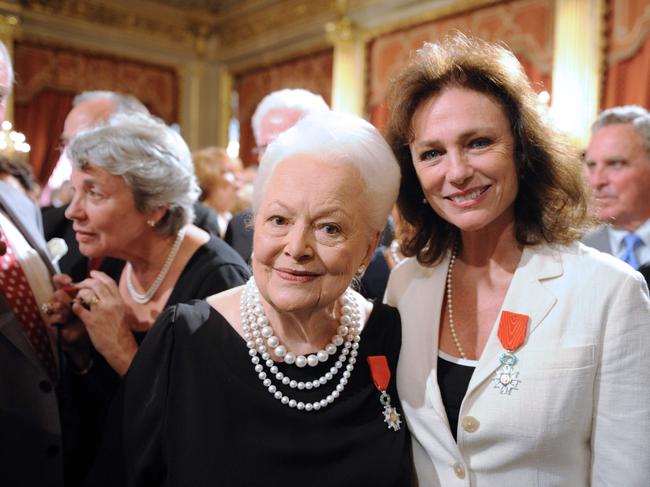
[582,224,612,254]
[386,241,650,486]
[0,182,64,487]
[224,208,253,264]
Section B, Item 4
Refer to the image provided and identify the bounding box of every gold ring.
[77,295,99,311]
[40,302,55,316]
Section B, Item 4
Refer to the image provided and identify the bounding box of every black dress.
[69,236,250,487]
[102,300,412,487]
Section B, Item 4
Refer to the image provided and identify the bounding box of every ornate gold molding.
[215,0,337,50]
[21,0,202,45]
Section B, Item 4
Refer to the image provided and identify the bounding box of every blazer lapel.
[467,245,562,394]
[396,254,451,421]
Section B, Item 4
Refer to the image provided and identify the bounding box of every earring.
[355,264,366,278]
[421,197,427,204]
[147,220,156,227]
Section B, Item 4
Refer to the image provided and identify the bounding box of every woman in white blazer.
[384,33,650,486]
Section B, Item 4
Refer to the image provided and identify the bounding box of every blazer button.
[452,462,466,479]
[461,415,480,433]
[39,380,53,393]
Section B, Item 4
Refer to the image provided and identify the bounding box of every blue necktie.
[621,233,643,269]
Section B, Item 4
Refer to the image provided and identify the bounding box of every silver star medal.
[493,351,521,394]
[380,391,402,431]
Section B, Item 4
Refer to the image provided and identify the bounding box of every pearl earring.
[147,220,156,227]
[356,264,366,278]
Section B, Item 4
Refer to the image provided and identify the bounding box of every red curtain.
[602,0,650,108]
[367,0,555,131]
[13,41,179,185]
[14,90,73,185]
[235,50,333,167]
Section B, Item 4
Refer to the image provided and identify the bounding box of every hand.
[72,270,138,376]
[41,273,76,326]
[42,274,94,371]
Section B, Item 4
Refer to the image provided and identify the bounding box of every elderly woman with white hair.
[90,111,414,486]
[45,113,250,376]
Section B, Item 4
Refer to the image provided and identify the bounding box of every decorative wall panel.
[367,0,555,130]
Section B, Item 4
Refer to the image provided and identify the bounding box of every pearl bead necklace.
[389,239,405,266]
[126,228,186,304]
[445,245,467,359]
[240,277,361,411]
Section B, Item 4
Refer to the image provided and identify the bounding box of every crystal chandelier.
[0,120,30,159]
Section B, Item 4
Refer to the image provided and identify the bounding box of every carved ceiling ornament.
[21,0,206,47]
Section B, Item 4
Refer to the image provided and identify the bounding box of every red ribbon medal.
[367,356,401,431]
[497,311,528,352]
[493,311,529,395]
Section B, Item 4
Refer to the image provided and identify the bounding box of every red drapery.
[13,41,179,185]
[235,50,333,167]
[13,91,73,184]
[367,0,555,132]
[602,0,650,108]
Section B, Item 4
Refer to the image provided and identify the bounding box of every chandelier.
[0,120,30,158]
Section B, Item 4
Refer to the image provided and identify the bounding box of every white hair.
[592,105,650,155]
[73,90,150,116]
[67,112,200,235]
[253,111,400,232]
[251,88,329,144]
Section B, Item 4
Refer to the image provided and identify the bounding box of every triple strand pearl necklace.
[126,228,186,305]
[445,244,468,359]
[240,277,362,412]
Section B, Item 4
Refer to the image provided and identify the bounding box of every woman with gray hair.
[90,110,413,486]
[44,113,250,377]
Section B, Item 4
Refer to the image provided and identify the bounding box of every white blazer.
[385,241,650,487]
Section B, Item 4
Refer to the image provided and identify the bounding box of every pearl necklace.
[126,228,186,305]
[445,245,467,359]
[389,240,404,266]
[240,277,362,412]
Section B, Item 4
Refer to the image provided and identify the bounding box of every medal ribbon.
[367,355,391,392]
[497,311,528,352]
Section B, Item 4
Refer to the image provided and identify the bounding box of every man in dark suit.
[225,89,329,263]
[0,40,64,487]
[583,105,650,270]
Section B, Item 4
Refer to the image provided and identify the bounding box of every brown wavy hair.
[385,33,592,266]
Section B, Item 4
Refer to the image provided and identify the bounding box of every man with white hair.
[225,88,329,262]
[0,40,64,487]
[583,105,650,270]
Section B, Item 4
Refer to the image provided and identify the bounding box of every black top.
[437,356,475,441]
[90,300,412,487]
[66,236,250,487]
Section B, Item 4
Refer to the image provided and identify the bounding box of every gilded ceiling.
[4,0,496,66]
